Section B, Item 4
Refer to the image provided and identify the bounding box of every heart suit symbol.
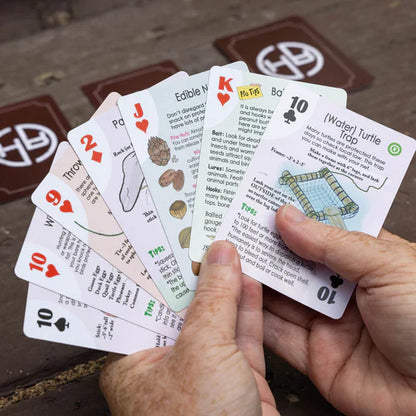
[45,264,59,278]
[135,119,149,133]
[217,92,230,106]
[60,200,73,213]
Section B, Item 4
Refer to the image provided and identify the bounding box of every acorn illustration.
[169,200,187,219]
[148,136,171,166]
[178,227,191,249]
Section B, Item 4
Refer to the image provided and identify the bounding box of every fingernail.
[206,241,235,265]
[282,205,307,223]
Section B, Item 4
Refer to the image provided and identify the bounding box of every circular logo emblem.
[256,41,324,80]
[0,123,58,168]
[387,142,402,156]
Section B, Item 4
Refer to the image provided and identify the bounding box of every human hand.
[100,241,278,416]
[264,204,416,416]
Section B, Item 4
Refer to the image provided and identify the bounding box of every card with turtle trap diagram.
[215,83,416,318]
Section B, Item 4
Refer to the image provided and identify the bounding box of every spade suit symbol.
[54,317,70,332]
[283,109,296,124]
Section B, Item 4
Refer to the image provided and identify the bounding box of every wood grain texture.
[0,373,110,416]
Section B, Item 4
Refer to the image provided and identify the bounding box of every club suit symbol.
[283,109,296,124]
[330,274,343,289]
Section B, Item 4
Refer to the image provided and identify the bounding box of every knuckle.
[320,226,377,267]
[185,287,228,320]
[197,282,235,300]
[319,225,351,261]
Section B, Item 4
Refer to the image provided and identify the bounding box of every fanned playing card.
[69,77,194,312]
[190,66,347,262]
[20,141,181,351]
[24,283,175,354]
[118,62,247,290]
[215,83,415,318]
[16,208,183,338]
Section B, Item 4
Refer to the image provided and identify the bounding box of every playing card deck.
[15,59,415,353]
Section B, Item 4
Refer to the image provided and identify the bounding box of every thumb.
[178,241,242,346]
[275,204,414,287]
[276,204,416,378]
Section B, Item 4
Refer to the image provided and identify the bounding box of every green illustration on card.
[279,167,359,230]
[74,221,124,237]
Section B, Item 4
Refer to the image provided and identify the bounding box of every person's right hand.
[264,205,416,416]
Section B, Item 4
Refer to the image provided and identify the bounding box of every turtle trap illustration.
[279,167,359,229]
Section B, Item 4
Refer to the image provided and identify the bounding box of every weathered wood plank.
[0,355,344,416]
[0,1,41,44]
[266,351,344,415]
[0,373,110,416]
[71,0,135,20]
[1,0,415,145]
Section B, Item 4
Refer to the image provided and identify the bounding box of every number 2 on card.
[80,134,102,163]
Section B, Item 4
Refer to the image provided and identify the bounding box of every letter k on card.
[217,75,233,106]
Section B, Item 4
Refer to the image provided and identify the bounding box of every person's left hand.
[100,241,278,416]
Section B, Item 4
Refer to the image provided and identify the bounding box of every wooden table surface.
[0,0,415,414]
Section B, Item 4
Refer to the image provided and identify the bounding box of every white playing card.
[190,65,347,262]
[24,283,175,354]
[68,93,193,312]
[15,208,183,339]
[216,83,416,319]
[30,142,172,309]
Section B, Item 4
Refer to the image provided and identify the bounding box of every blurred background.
[0,1,415,414]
